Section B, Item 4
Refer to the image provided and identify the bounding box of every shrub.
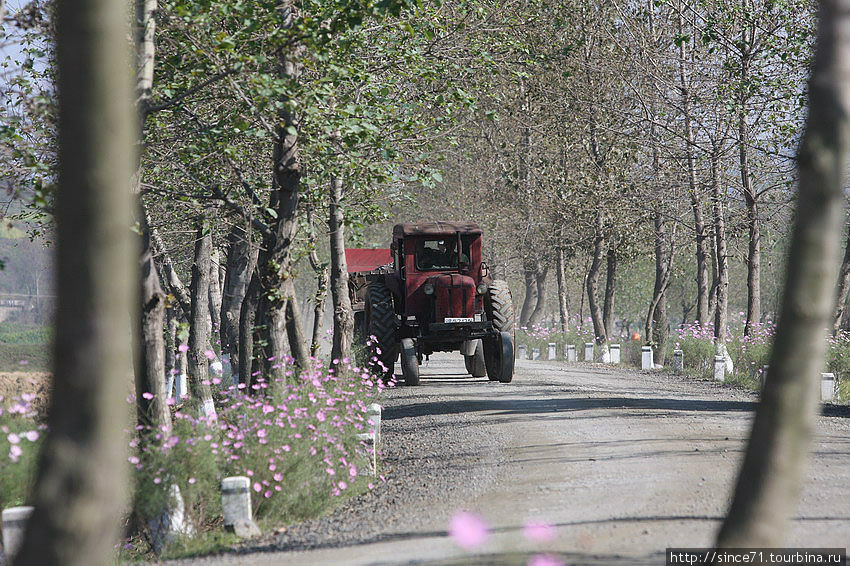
[129,354,387,555]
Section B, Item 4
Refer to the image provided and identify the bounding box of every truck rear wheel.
[366,279,398,380]
[400,338,420,386]
[464,340,487,377]
[484,280,515,382]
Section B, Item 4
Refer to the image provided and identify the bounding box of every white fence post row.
[641,346,654,370]
[713,355,726,382]
[584,342,594,362]
[2,506,33,562]
[821,373,836,402]
[221,476,261,538]
[609,344,620,364]
[672,350,684,373]
[566,345,576,362]
[517,344,527,361]
[531,348,541,361]
[547,343,557,360]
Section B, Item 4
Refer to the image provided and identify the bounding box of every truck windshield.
[415,237,471,271]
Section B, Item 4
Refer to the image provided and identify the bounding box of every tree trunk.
[832,223,850,333]
[602,246,617,338]
[220,222,255,372]
[208,247,223,340]
[677,7,710,326]
[238,272,259,385]
[15,0,136,560]
[329,176,354,367]
[308,246,328,356]
[165,304,177,387]
[284,279,311,369]
[187,221,216,418]
[135,206,171,433]
[556,247,569,332]
[251,23,305,379]
[150,225,191,318]
[586,211,608,348]
[527,263,549,327]
[712,144,730,346]
[519,260,538,327]
[646,210,672,364]
[716,2,850,546]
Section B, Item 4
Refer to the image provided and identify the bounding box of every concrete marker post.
[517,344,527,361]
[357,432,377,476]
[584,342,594,362]
[367,403,382,446]
[2,506,33,562]
[821,373,836,402]
[221,476,261,538]
[760,365,769,387]
[531,347,541,361]
[713,355,726,382]
[547,343,557,360]
[566,345,576,362]
[641,346,654,370]
[672,350,684,373]
[609,344,620,364]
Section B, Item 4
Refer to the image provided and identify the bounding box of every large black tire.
[484,331,515,383]
[484,280,514,381]
[366,279,399,380]
[464,340,487,377]
[400,338,420,386]
[484,280,514,333]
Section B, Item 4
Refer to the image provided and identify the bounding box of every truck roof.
[392,221,482,238]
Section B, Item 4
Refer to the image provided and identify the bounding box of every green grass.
[0,323,52,345]
[0,343,50,371]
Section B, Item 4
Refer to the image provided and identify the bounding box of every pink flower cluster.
[1,394,44,463]
[448,511,564,566]
[130,351,392,516]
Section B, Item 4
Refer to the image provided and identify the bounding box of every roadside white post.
[2,506,33,561]
[821,373,836,402]
[713,355,726,382]
[609,344,620,364]
[673,350,684,373]
[641,346,654,370]
[531,347,541,360]
[584,342,594,362]
[147,485,193,554]
[547,343,557,360]
[367,403,382,446]
[518,344,527,361]
[760,365,769,387]
[221,476,261,538]
[566,345,576,362]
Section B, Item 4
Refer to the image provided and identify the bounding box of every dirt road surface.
[181,355,850,566]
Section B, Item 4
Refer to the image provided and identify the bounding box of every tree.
[716,0,850,546]
[13,0,136,562]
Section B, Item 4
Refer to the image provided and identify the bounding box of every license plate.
[444,317,473,323]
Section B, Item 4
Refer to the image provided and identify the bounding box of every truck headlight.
[423,283,435,295]
[476,283,488,295]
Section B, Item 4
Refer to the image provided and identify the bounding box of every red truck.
[346,221,515,385]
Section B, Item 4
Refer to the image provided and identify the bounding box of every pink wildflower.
[449,511,489,550]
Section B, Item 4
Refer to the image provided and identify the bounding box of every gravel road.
[178,354,850,566]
